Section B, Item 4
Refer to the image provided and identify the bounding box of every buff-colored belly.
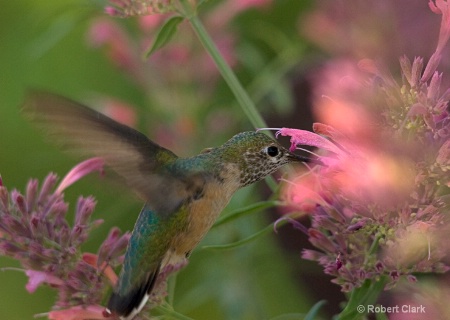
[164,164,241,266]
[173,184,232,256]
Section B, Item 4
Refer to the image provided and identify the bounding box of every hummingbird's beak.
[287,152,326,166]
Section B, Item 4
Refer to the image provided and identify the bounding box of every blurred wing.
[22,91,195,214]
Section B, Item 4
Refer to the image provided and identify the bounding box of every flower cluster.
[277,0,450,292]
[105,0,176,18]
[0,159,131,319]
[0,158,188,319]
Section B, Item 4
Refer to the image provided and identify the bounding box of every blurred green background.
[0,1,332,319]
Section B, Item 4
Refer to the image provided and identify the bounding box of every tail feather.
[107,266,160,320]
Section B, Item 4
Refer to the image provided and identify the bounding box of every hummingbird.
[23,91,317,320]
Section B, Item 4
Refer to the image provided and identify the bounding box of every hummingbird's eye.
[266,146,279,157]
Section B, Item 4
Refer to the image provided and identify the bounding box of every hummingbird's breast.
[165,163,241,264]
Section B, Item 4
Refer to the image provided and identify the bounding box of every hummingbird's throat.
[239,152,284,186]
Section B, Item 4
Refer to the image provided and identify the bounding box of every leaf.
[154,303,195,320]
[203,223,274,251]
[267,301,327,320]
[145,16,184,58]
[212,200,278,228]
[304,300,327,320]
[30,13,79,59]
[336,278,386,320]
[375,312,390,320]
[269,313,307,320]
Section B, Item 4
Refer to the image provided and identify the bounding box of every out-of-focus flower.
[105,0,176,18]
[97,98,138,127]
[276,1,450,292]
[300,0,449,71]
[88,18,148,86]
[423,0,450,81]
[90,0,272,156]
[390,278,450,320]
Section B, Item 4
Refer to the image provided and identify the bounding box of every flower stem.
[178,0,278,190]
[155,303,195,320]
[181,2,267,130]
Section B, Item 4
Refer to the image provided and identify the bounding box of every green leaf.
[202,224,273,250]
[204,219,289,251]
[144,16,184,58]
[375,312,390,320]
[304,300,327,320]
[269,313,308,320]
[154,302,194,320]
[336,278,387,320]
[212,200,279,228]
[268,301,327,320]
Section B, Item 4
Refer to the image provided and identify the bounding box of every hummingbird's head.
[220,131,309,187]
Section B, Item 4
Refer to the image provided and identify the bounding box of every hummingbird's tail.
[106,265,161,320]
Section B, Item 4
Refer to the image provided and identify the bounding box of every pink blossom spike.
[276,127,343,155]
[56,158,105,194]
[25,270,64,293]
[47,305,107,320]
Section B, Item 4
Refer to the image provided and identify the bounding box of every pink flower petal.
[437,139,450,165]
[429,0,443,14]
[56,158,105,194]
[277,127,343,155]
[25,270,63,293]
[48,305,107,320]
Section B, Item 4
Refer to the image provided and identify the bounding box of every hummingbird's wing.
[22,91,202,216]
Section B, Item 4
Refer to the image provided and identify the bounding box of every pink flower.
[423,0,450,81]
[56,157,104,194]
[0,166,130,318]
[25,270,64,293]
[274,127,342,155]
[48,305,107,320]
[105,0,175,18]
[138,14,166,31]
[87,19,142,81]
[274,124,416,208]
[98,98,138,127]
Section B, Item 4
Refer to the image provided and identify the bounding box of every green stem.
[178,0,279,190]
[155,303,195,320]
[212,200,280,228]
[167,272,178,306]
[181,3,267,130]
[363,233,381,266]
[335,277,387,320]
